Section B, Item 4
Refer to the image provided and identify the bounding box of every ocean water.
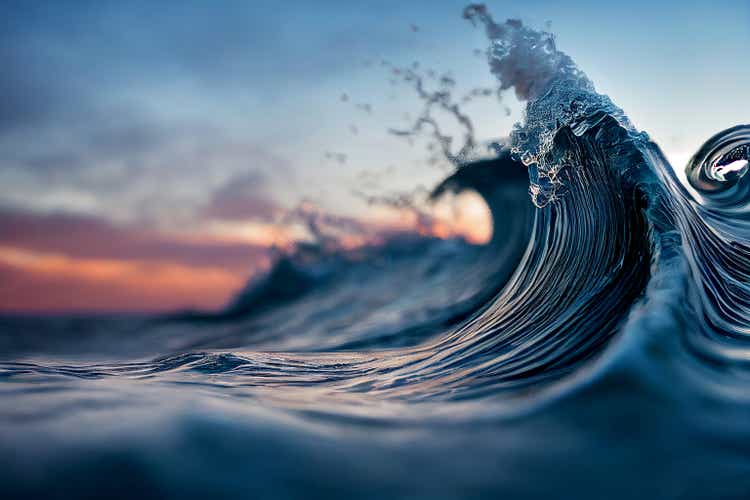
[2,5,750,499]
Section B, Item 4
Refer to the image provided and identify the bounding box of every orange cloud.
[0,246,260,313]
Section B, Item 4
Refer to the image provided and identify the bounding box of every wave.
[1,4,749,498]
[1,5,748,396]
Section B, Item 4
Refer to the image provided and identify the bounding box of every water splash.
[463,4,629,207]
[463,4,592,101]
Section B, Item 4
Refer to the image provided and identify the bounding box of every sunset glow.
[0,194,491,313]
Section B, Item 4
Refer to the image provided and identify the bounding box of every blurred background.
[1,0,748,313]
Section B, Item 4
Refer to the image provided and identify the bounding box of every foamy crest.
[464,4,639,207]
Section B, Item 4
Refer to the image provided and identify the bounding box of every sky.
[1,0,748,313]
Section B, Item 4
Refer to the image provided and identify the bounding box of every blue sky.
[1,0,748,227]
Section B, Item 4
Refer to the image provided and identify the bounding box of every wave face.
[1,5,750,499]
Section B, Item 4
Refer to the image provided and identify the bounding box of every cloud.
[0,207,270,272]
[0,0,415,134]
[202,171,284,222]
[0,43,85,134]
[0,0,420,227]
[0,116,295,228]
[0,204,279,312]
[0,249,246,313]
